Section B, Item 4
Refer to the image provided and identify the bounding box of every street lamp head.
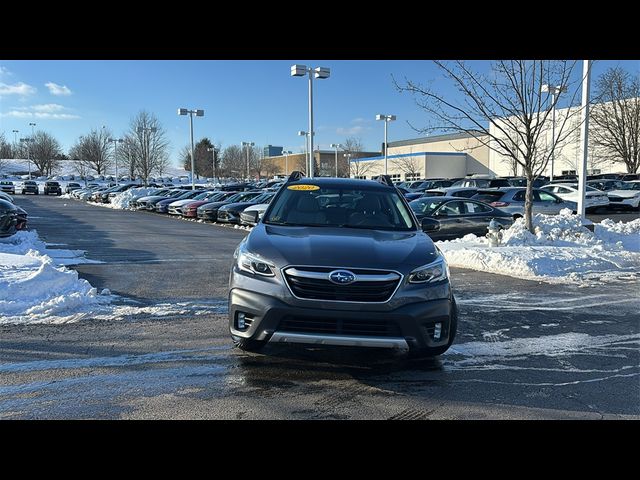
[314,67,330,79]
[291,64,308,77]
[376,114,396,122]
[12,130,19,133]
[195,109,204,117]
[178,108,189,116]
[388,115,396,121]
[330,143,341,148]
[297,131,307,136]
[29,122,36,127]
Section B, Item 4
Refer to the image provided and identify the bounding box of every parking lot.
[0,195,638,419]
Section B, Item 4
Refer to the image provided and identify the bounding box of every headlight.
[236,247,275,277]
[408,257,449,284]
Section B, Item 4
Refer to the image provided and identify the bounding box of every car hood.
[245,224,439,272]
[608,189,640,198]
[168,199,197,207]
[198,200,230,211]
[183,200,210,208]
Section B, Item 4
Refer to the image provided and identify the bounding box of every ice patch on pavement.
[437,211,640,284]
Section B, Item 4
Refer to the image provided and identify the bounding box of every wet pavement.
[1,195,638,419]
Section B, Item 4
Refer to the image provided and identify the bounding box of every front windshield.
[620,182,640,191]
[410,199,444,215]
[263,185,416,230]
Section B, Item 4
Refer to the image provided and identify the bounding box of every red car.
[181,191,237,217]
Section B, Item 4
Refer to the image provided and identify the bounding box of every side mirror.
[421,217,440,233]
[434,210,447,217]
[556,198,563,204]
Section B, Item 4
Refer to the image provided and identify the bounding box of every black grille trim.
[279,316,402,337]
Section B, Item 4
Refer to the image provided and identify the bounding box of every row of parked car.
[69,180,285,226]
[64,174,640,242]
[0,191,28,237]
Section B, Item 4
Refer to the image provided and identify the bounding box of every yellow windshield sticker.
[287,184,320,191]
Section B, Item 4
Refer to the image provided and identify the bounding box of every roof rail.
[287,171,306,183]
[372,174,394,187]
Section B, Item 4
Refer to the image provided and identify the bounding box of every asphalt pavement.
[1,195,638,419]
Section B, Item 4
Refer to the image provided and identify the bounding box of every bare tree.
[129,111,170,186]
[590,67,640,173]
[220,144,245,179]
[344,136,375,178]
[119,135,137,180]
[30,131,63,176]
[0,133,9,173]
[395,60,583,231]
[261,156,279,178]
[69,128,112,175]
[391,148,422,179]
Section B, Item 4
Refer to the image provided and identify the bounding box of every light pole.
[281,150,292,176]
[297,131,309,174]
[577,60,592,219]
[178,108,205,190]
[291,64,331,178]
[20,137,34,177]
[12,130,19,147]
[376,114,396,175]
[207,146,218,182]
[541,84,567,182]
[241,142,254,180]
[344,153,352,178]
[330,143,341,177]
[29,122,36,137]
[107,138,124,185]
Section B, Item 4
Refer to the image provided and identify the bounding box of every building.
[488,101,636,177]
[263,145,283,158]
[349,132,491,180]
[261,149,380,178]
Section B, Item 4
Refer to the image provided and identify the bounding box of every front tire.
[409,297,458,358]
[232,336,267,352]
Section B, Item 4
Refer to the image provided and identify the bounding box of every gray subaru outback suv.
[228,174,458,357]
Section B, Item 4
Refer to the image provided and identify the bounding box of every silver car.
[472,187,576,218]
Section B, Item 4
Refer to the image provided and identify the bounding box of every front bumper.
[197,210,218,221]
[229,288,454,351]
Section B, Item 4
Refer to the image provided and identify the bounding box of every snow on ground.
[109,187,158,209]
[437,209,640,284]
[0,230,227,325]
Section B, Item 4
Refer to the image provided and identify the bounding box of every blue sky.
[1,60,638,167]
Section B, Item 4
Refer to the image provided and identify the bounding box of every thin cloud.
[0,66,11,78]
[336,125,369,135]
[350,117,369,125]
[45,81,72,96]
[0,81,37,97]
[1,103,79,120]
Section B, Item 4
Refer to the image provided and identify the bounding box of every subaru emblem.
[328,270,357,285]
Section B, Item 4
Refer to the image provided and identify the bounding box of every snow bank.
[0,230,100,265]
[437,210,640,284]
[109,187,158,209]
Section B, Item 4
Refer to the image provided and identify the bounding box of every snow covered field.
[437,209,640,284]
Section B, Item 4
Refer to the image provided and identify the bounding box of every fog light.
[434,323,442,340]
[237,312,246,330]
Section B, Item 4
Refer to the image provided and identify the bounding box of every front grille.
[608,196,623,202]
[284,266,401,303]
[279,315,402,337]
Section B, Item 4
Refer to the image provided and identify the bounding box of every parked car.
[0,181,15,194]
[451,177,511,188]
[507,177,549,188]
[180,191,238,218]
[604,181,640,210]
[134,190,187,210]
[65,182,83,194]
[0,192,13,203]
[157,190,205,213]
[409,196,513,240]
[619,173,640,181]
[229,174,457,357]
[44,181,62,196]
[217,192,275,224]
[409,179,454,192]
[0,199,27,237]
[541,183,610,212]
[197,191,264,222]
[471,188,576,218]
[403,192,423,202]
[587,179,623,192]
[423,187,478,198]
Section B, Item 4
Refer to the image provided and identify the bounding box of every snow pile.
[436,210,640,284]
[109,187,158,209]
[0,230,100,265]
[0,233,110,324]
